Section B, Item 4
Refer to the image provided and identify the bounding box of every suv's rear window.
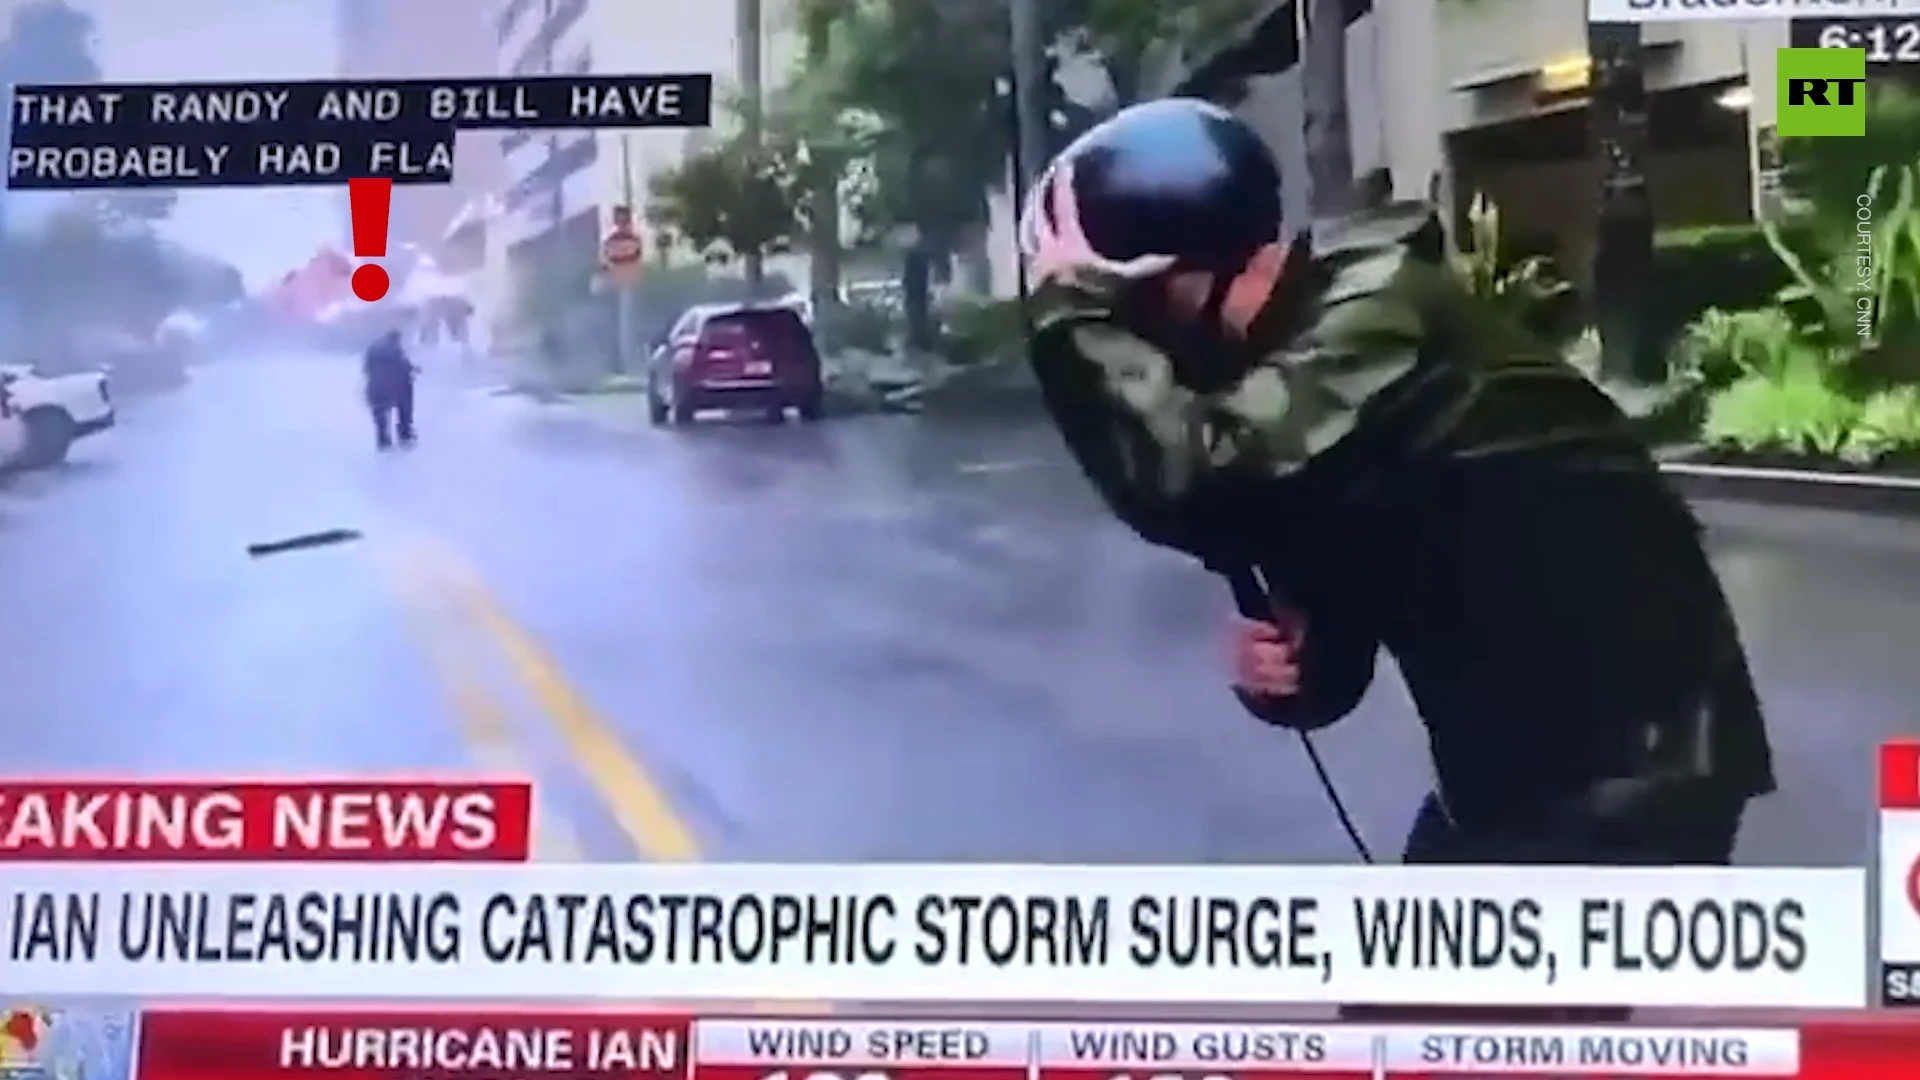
[702,311,816,357]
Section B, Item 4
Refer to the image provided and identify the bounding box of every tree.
[0,187,221,362]
[796,20,845,322]
[795,0,1264,344]
[171,248,245,309]
[0,0,98,81]
[645,129,808,283]
[766,0,884,317]
[0,0,101,237]
[1050,0,1266,113]
[799,0,1012,346]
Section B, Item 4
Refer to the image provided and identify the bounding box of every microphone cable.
[1227,565,1375,863]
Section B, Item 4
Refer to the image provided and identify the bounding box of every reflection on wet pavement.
[0,357,1908,869]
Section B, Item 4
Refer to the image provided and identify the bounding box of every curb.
[1661,461,1920,515]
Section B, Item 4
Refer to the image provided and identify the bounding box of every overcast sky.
[89,0,341,287]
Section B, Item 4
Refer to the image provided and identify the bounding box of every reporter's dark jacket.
[1028,202,1775,830]
[362,336,413,406]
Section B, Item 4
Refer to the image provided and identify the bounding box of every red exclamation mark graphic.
[348,177,392,302]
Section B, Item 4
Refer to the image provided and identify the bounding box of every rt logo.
[1779,47,1866,137]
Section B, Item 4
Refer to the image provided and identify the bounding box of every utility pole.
[534,0,564,368]
[737,0,765,294]
[1589,21,1654,383]
[806,24,839,326]
[615,134,637,374]
[1008,0,1047,194]
[1007,0,1048,342]
[1301,0,1355,218]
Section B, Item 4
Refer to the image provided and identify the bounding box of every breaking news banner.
[4,74,712,189]
[0,780,533,860]
[0,863,1868,1008]
[52,1010,1920,1080]
[1877,739,1920,1006]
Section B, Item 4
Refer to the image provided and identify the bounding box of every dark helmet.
[1020,98,1284,288]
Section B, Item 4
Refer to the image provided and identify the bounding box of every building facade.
[1215,0,1776,280]
[987,0,1782,298]
[336,0,501,255]
[490,0,804,296]
[1420,0,1774,285]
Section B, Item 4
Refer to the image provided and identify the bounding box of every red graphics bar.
[126,1011,1920,1080]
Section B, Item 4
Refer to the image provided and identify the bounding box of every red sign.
[603,228,643,266]
[1881,740,1920,809]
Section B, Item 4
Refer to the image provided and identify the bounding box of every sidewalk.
[472,385,655,434]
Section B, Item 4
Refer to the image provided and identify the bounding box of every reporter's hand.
[1232,616,1302,697]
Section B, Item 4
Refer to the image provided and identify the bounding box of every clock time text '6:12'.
[1818,21,1920,64]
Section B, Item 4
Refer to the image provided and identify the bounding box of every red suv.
[647,303,824,424]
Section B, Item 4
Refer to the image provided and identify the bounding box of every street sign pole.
[618,137,637,377]
[602,219,643,375]
[614,266,637,375]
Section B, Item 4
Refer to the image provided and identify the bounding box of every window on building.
[496,0,536,43]
[511,0,586,75]
[502,136,599,214]
[510,42,549,75]
[339,0,379,42]
[548,134,598,186]
[503,44,586,156]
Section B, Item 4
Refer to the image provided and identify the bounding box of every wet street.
[0,355,1910,868]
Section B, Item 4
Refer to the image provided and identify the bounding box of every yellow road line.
[378,532,832,1016]
[395,532,703,862]
[375,541,584,861]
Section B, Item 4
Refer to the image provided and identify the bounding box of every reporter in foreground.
[1018,98,1776,874]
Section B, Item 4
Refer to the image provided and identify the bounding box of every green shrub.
[1669,306,1802,392]
[1840,385,1920,463]
[1453,194,1577,343]
[1674,84,1920,466]
[939,297,1026,366]
[1701,355,1860,456]
[818,300,895,354]
[1779,81,1920,237]
[1765,161,1920,358]
[1649,225,1797,357]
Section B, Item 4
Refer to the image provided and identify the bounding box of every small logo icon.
[0,1007,50,1078]
[1908,854,1920,918]
[1778,47,1867,137]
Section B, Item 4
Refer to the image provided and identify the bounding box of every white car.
[0,364,114,469]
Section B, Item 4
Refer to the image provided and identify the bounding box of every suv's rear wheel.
[796,388,824,422]
[670,383,697,424]
[647,384,669,425]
